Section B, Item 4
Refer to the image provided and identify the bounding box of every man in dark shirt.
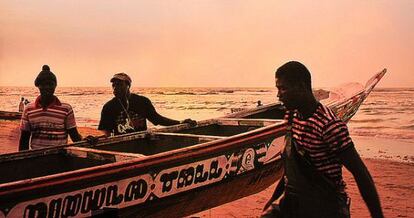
[98,73,196,136]
[262,61,383,218]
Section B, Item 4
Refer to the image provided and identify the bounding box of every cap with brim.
[110,73,132,85]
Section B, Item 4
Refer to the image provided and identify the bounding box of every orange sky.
[0,1,413,87]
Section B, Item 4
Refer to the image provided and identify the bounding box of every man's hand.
[84,135,99,145]
[181,119,197,127]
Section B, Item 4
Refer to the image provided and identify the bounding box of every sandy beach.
[1,120,413,217]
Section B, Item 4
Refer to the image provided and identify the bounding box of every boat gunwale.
[0,116,284,161]
[223,102,282,119]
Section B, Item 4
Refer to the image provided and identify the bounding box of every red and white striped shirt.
[20,96,77,149]
[285,103,353,192]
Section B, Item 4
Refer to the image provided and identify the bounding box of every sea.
[1,86,413,162]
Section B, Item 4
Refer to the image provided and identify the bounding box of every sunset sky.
[1,0,413,87]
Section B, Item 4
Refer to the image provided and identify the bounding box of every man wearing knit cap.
[19,65,85,150]
[98,72,196,136]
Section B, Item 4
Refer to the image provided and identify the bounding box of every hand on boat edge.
[84,135,99,145]
[180,119,197,127]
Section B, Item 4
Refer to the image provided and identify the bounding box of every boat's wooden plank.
[80,131,148,148]
[0,146,66,162]
[217,118,284,127]
[156,119,219,133]
[151,132,226,143]
[65,147,146,162]
[0,110,22,120]
[224,103,281,118]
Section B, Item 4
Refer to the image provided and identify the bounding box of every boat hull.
[0,111,21,120]
[121,160,283,218]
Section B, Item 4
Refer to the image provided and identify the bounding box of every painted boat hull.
[1,122,287,218]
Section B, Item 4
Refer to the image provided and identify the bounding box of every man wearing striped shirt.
[263,61,383,218]
[19,65,83,150]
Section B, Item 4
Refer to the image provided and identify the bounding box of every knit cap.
[34,65,57,87]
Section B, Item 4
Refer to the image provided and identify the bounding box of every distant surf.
[0,87,413,142]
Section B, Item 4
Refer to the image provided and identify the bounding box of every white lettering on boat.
[7,175,152,218]
[154,156,227,198]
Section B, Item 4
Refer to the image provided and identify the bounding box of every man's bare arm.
[339,145,384,218]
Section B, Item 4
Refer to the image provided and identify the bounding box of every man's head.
[275,61,313,109]
[35,65,57,98]
[110,72,132,98]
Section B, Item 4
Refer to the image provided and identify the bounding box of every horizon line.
[0,85,412,89]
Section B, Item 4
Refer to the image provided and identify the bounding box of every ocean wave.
[58,91,109,96]
[1,92,28,96]
[373,88,414,93]
[364,107,395,111]
[202,91,219,95]
[361,111,391,116]
[361,106,392,111]
[150,91,228,95]
[153,91,165,95]
[216,90,235,94]
[159,105,237,110]
[164,92,197,95]
[352,126,392,130]
[399,125,414,130]
[216,107,229,111]
[349,118,385,123]
[65,93,86,96]
[350,129,414,141]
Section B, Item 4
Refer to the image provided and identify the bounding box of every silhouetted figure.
[18,97,25,112]
[257,100,263,107]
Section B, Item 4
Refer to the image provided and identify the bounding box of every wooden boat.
[0,110,22,120]
[0,70,386,218]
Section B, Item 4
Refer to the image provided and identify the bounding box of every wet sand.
[1,120,413,217]
[192,158,414,218]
